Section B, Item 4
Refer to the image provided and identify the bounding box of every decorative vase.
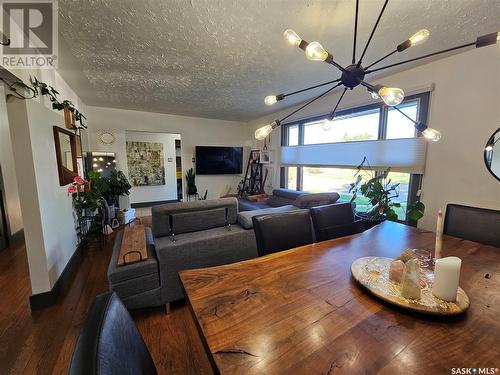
[355,211,386,229]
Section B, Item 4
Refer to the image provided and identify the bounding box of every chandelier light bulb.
[409,29,430,47]
[422,127,442,142]
[378,86,404,106]
[305,42,329,61]
[370,91,380,99]
[264,95,278,106]
[283,29,302,46]
[255,124,274,140]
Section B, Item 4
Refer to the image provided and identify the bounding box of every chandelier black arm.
[393,105,418,125]
[365,41,476,74]
[365,49,398,70]
[282,78,341,99]
[352,0,360,64]
[357,0,389,66]
[280,82,342,123]
[328,87,348,120]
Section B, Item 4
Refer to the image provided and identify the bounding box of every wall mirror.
[53,126,80,186]
[484,127,500,182]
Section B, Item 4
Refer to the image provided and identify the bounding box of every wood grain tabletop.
[180,221,500,375]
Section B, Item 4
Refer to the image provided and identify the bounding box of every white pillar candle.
[432,256,462,302]
[435,209,443,259]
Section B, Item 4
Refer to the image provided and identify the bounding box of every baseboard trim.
[131,199,179,208]
[29,241,84,310]
[9,228,24,244]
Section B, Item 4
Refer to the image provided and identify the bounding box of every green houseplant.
[185,168,197,195]
[349,158,425,227]
[88,170,131,206]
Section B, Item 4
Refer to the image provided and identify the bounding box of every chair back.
[444,204,500,247]
[68,292,157,375]
[252,209,313,256]
[310,202,364,242]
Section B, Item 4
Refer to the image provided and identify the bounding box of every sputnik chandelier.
[255,0,500,142]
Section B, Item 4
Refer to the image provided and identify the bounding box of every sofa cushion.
[151,198,238,237]
[272,188,306,200]
[237,205,300,229]
[293,192,340,209]
[171,207,227,234]
[107,227,159,284]
[238,199,270,212]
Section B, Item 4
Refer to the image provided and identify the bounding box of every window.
[386,172,411,220]
[280,92,429,225]
[285,166,298,190]
[287,124,299,146]
[283,92,429,146]
[303,108,380,145]
[302,167,371,212]
[386,100,418,139]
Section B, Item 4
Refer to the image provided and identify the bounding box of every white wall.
[0,85,23,235]
[247,45,500,231]
[2,66,87,294]
[86,106,251,201]
[7,98,78,293]
[125,131,180,204]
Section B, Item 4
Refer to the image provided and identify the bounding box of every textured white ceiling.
[58,0,500,121]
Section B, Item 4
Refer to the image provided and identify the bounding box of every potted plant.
[349,158,425,228]
[185,168,197,195]
[67,176,102,242]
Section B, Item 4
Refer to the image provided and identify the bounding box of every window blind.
[280,137,428,174]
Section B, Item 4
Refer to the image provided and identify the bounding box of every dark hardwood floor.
[0,217,213,375]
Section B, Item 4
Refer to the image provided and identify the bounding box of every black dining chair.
[68,292,157,375]
[310,202,365,242]
[252,209,314,257]
[444,204,500,247]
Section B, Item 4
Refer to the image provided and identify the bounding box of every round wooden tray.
[351,257,470,315]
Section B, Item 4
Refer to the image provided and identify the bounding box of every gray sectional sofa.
[107,192,342,310]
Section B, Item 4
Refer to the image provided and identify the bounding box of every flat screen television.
[195,146,243,175]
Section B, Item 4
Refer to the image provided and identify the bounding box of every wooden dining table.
[179,221,500,374]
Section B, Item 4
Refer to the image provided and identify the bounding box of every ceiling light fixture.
[256,0,499,142]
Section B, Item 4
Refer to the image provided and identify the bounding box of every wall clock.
[97,130,116,145]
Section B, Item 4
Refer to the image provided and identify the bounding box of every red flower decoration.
[74,176,85,185]
[67,185,77,194]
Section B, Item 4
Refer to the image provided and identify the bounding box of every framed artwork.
[260,150,274,164]
[250,149,260,163]
[126,141,165,186]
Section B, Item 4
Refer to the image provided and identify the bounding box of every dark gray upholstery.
[107,227,162,309]
[155,225,257,303]
[267,188,306,207]
[151,198,258,303]
[239,189,340,211]
[252,209,313,256]
[237,205,300,229]
[310,202,365,242]
[68,292,157,375]
[444,204,500,247]
[293,192,340,209]
[151,198,238,237]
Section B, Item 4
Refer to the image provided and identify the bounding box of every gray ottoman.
[107,227,163,309]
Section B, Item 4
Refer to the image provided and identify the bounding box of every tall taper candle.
[432,256,462,302]
[435,209,443,259]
